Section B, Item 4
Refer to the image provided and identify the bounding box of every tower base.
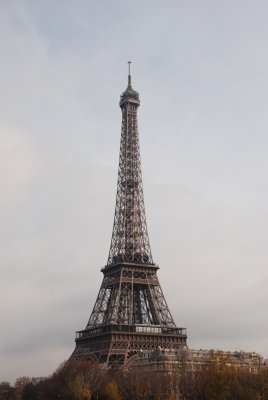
[71,324,187,366]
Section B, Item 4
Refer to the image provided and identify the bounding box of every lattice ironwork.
[107,73,153,265]
[87,264,176,328]
[71,66,187,366]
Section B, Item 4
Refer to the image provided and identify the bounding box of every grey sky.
[1,0,268,383]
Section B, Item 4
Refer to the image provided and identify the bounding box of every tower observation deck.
[71,64,187,365]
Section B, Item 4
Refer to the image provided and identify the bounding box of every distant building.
[132,347,267,374]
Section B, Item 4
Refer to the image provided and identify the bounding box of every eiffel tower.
[71,63,187,365]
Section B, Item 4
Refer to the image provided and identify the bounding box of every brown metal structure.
[71,65,187,365]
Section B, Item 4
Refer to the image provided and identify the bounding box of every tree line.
[1,359,268,400]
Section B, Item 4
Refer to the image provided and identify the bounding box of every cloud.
[0,129,37,213]
[1,0,268,383]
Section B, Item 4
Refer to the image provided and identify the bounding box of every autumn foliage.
[1,360,268,400]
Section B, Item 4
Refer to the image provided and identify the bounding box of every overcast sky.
[1,0,268,383]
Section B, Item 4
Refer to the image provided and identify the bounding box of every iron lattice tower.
[71,65,187,365]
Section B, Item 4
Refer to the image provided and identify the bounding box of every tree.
[14,377,31,400]
[0,382,15,400]
[64,374,91,400]
[103,381,122,400]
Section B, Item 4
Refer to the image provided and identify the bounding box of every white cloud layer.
[0,0,268,382]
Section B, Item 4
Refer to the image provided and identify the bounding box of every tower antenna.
[128,60,132,85]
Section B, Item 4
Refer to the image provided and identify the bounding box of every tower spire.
[128,60,132,86]
[107,63,152,265]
